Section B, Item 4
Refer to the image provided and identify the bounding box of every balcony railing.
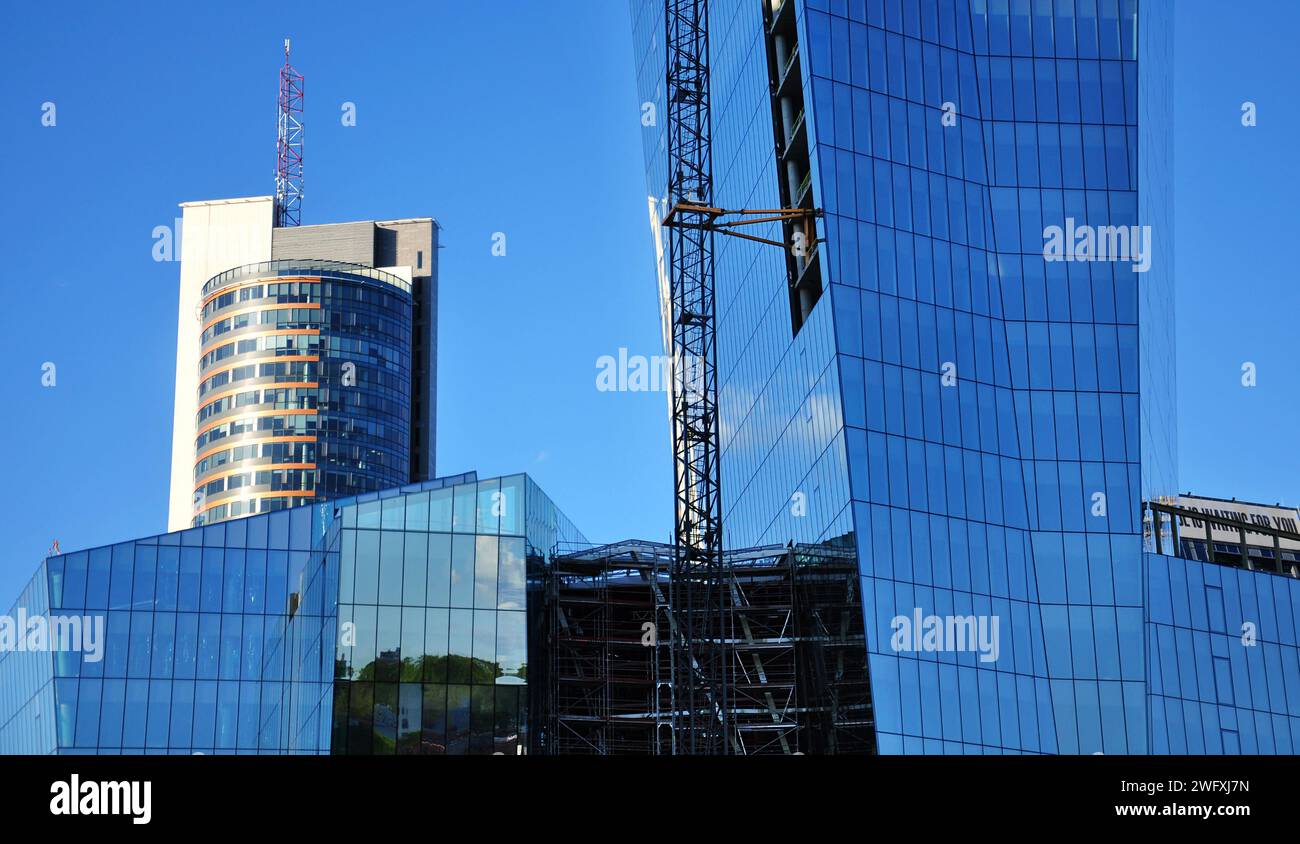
[1144,500,1300,578]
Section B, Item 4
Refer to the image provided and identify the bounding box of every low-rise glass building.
[0,472,584,755]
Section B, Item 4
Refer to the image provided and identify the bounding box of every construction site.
[523,0,875,756]
[536,540,874,755]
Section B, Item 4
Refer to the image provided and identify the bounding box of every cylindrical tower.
[192,259,413,526]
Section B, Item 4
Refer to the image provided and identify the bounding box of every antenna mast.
[275,38,304,227]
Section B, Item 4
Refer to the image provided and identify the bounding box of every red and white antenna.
[275,38,304,227]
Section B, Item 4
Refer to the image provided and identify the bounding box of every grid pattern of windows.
[193,262,415,527]
[627,0,1253,754]
[38,510,315,753]
[1146,553,1300,754]
[632,0,857,552]
[0,472,585,755]
[0,572,56,754]
[330,478,535,755]
[803,0,1148,754]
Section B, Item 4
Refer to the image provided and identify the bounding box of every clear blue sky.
[0,0,1296,607]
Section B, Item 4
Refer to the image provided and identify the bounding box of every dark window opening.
[762,0,823,336]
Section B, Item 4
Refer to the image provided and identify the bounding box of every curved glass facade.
[192,261,414,527]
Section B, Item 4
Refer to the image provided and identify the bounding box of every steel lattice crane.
[661,0,821,755]
[663,0,729,756]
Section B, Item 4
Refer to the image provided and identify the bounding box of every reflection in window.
[155,547,179,611]
[474,535,498,609]
[85,548,111,610]
[378,531,404,605]
[397,683,422,754]
[193,680,216,750]
[130,543,155,608]
[146,681,170,749]
[347,682,373,755]
[446,684,471,754]
[197,613,220,679]
[74,679,101,747]
[117,678,146,748]
[375,607,401,683]
[349,605,376,680]
[402,533,427,605]
[381,496,405,530]
[200,547,224,612]
[400,608,424,682]
[373,682,398,755]
[448,609,473,684]
[450,535,474,608]
[426,533,451,606]
[476,478,501,534]
[99,679,125,748]
[498,538,526,610]
[216,681,238,749]
[353,531,379,603]
[499,475,525,536]
[495,686,520,755]
[429,488,453,532]
[470,686,494,754]
[334,604,352,679]
[422,683,447,754]
[472,610,496,684]
[496,611,526,684]
[406,491,430,532]
[452,484,476,533]
[423,608,449,684]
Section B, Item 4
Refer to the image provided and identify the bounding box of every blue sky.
[0,0,1296,607]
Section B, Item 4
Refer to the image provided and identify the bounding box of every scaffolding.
[540,540,874,755]
[540,542,670,755]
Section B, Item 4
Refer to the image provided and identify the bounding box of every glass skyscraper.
[0,473,585,755]
[632,0,1300,753]
[167,201,440,533]
[194,260,417,526]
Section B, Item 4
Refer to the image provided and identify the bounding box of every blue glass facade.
[1145,553,1300,754]
[0,473,585,754]
[631,0,1300,753]
[194,260,418,527]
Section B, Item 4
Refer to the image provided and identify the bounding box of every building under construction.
[537,540,875,755]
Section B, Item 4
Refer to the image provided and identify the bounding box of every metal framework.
[664,0,730,755]
[541,542,672,755]
[661,0,823,754]
[539,541,875,755]
[275,38,304,228]
[1145,500,1300,577]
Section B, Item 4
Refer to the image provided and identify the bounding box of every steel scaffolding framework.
[540,540,875,755]
[275,38,304,228]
